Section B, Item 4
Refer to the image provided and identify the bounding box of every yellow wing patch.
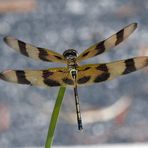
[76,56,148,86]
[0,67,70,87]
[0,57,147,87]
[77,23,137,62]
[4,36,66,63]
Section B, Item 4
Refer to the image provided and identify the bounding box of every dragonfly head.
[63,49,78,59]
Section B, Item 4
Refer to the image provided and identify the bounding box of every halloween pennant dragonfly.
[0,23,148,130]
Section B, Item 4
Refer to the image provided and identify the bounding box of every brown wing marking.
[4,36,66,63]
[0,67,74,87]
[77,23,137,62]
[76,56,148,86]
[1,57,147,87]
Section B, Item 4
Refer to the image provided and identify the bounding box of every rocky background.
[0,0,148,147]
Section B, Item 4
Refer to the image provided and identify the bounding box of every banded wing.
[0,67,71,87]
[76,57,148,86]
[77,23,137,62]
[4,36,66,63]
[1,57,147,87]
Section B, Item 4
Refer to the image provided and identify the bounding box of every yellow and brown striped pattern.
[4,36,66,63]
[0,57,148,87]
[0,67,69,87]
[77,23,137,62]
[76,56,148,85]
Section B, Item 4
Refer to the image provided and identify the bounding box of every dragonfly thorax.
[70,69,77,79]
[63,49,78,70]
[63,49,78,60]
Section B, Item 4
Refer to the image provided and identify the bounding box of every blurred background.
[0,0,148,147]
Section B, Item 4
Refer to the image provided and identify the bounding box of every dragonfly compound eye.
[63,49,78,59]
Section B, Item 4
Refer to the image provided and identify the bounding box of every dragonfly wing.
[1,57,147,87]
[77,23,137,62]
[77,56,148,86]
[0,67,75,87]
[4,36,66,63]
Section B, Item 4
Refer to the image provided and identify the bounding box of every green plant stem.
[45,86,66,148]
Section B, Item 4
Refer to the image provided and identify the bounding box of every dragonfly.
[0,22,148,130]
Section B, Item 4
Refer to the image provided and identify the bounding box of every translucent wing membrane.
[77,23,137,62]
[0,57,148,87]
[76,57,148,86]
[4,36,66,63]
[0,67,69,87]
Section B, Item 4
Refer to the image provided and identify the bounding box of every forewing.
[4,36,66,63]
[76,57,148,86]
[77,23,137,62]
[0,67,75,87]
